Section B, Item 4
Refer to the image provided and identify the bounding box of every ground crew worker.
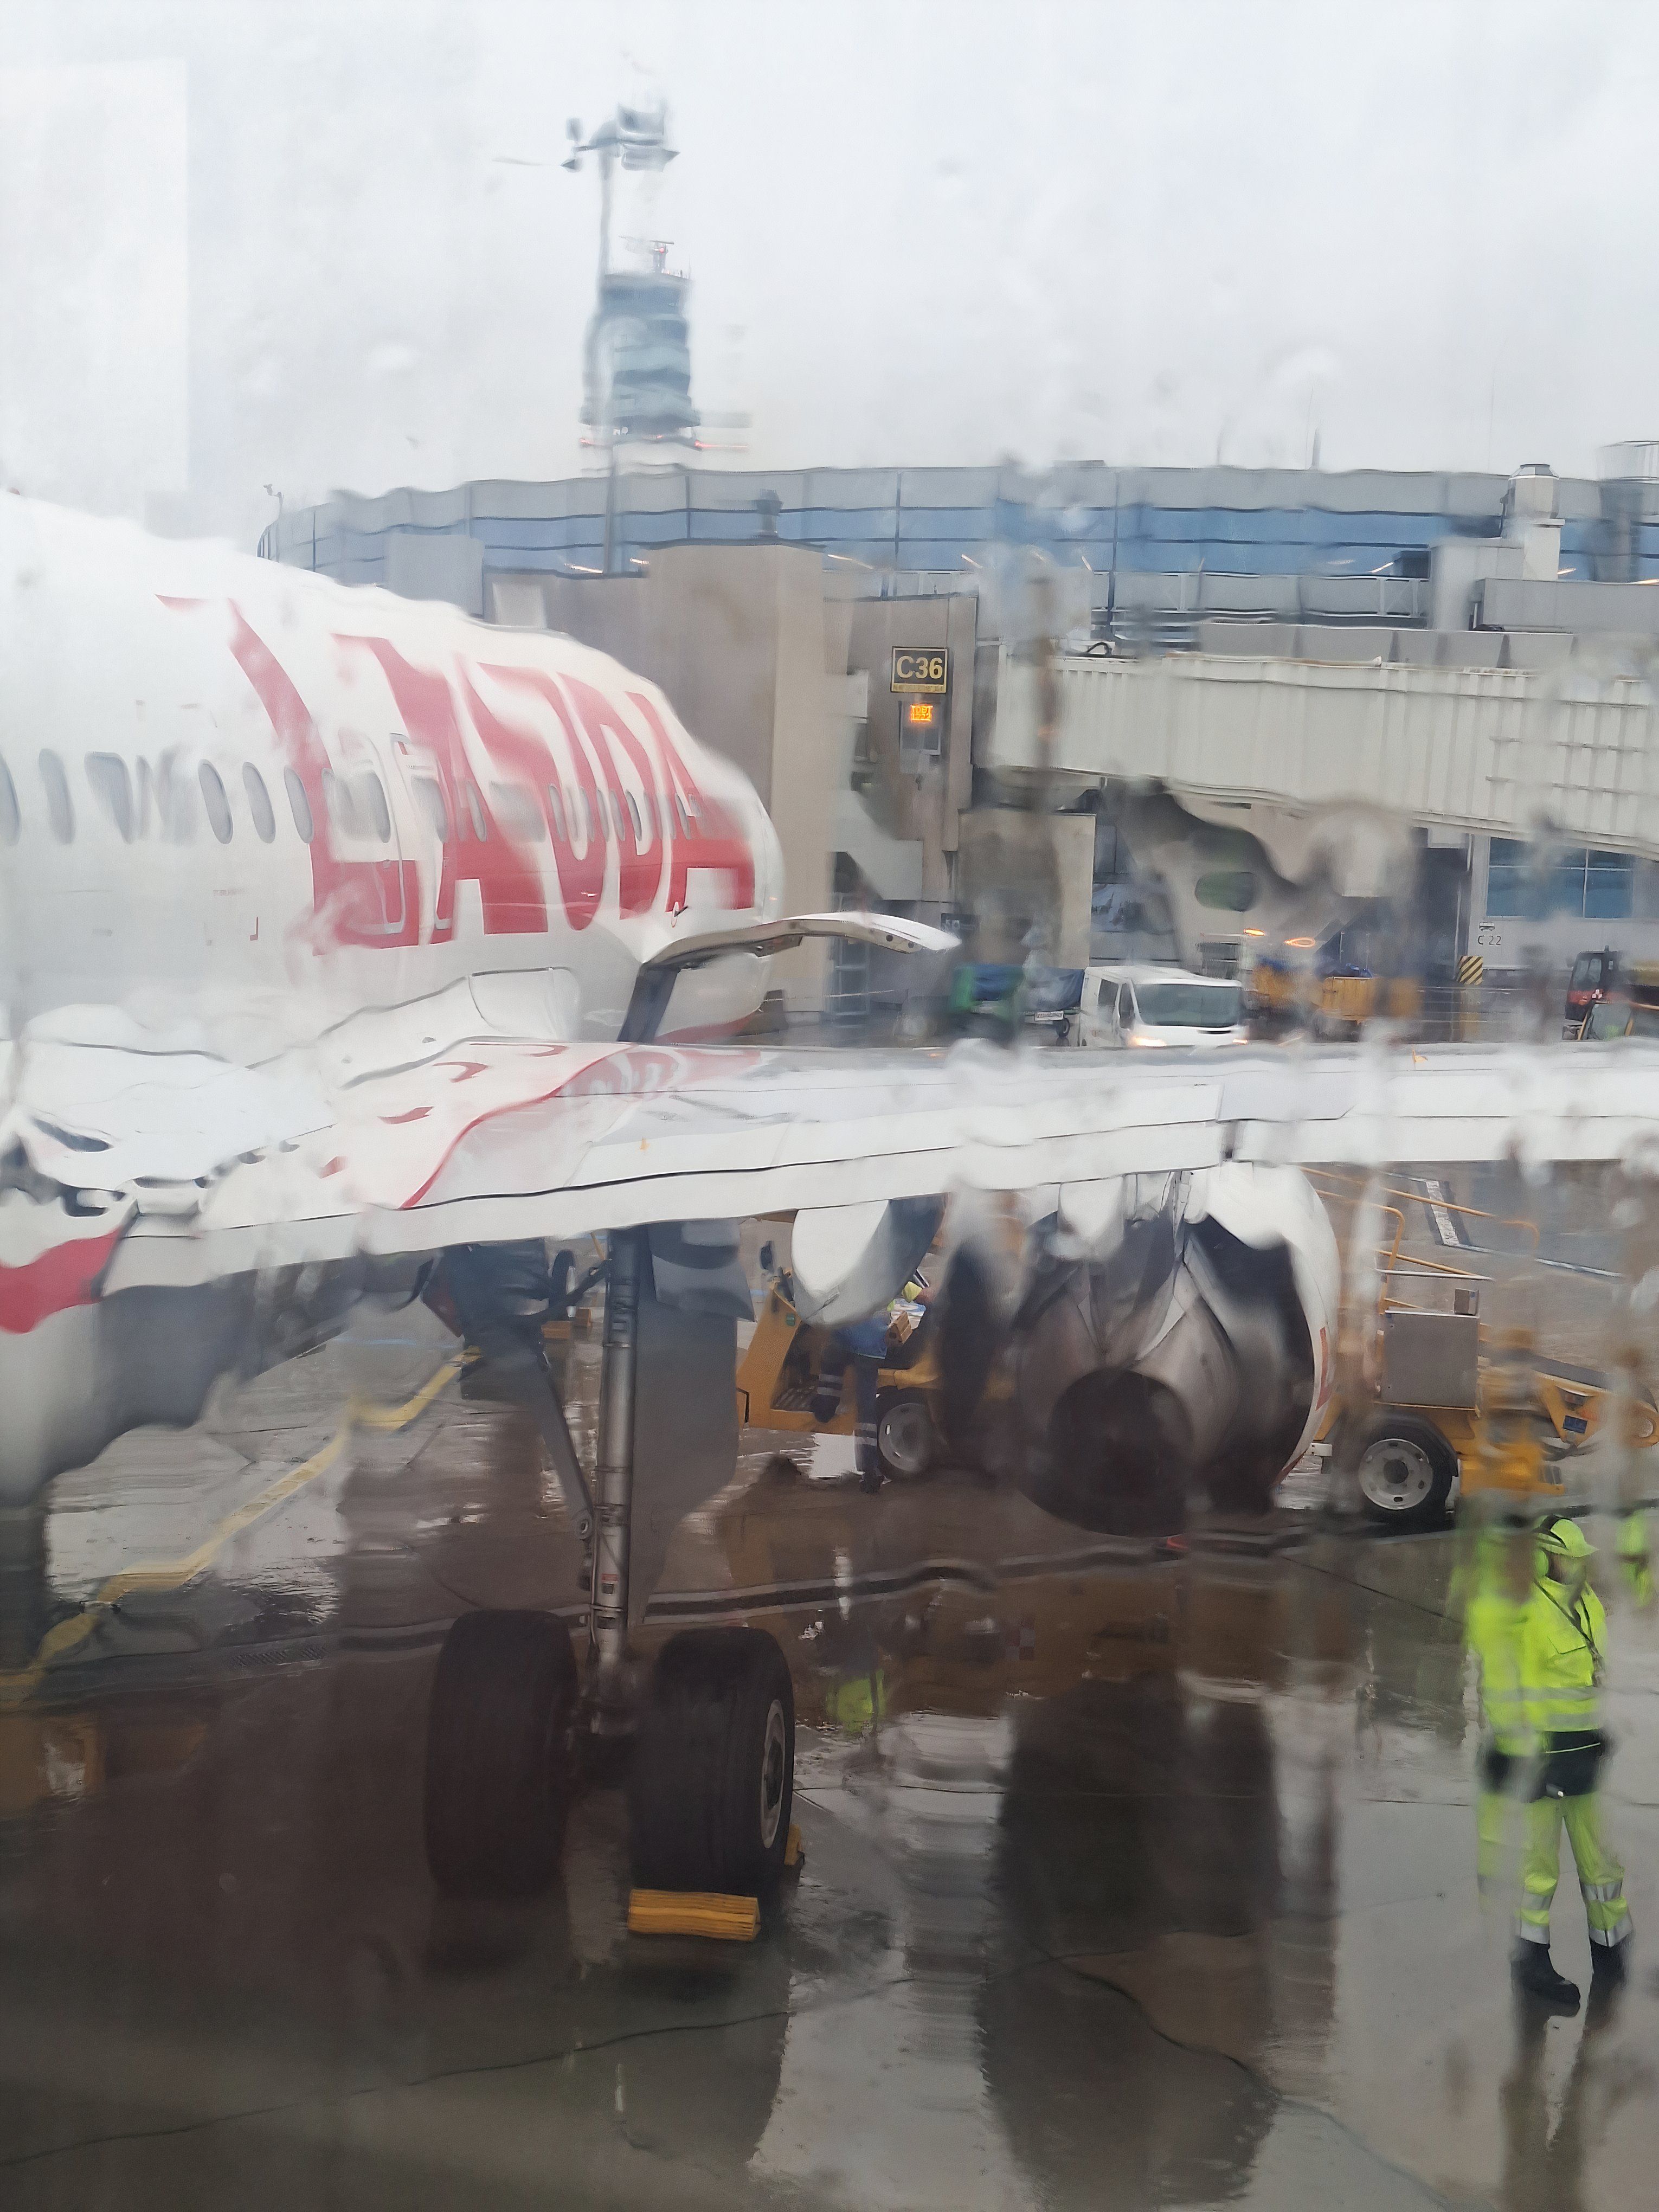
[1616,1507,1654,1609]
[812,1311,890,1490]
[1463,1514,1534,1915]
[812,1279,930,1495]
[1508,1516,1632,2007]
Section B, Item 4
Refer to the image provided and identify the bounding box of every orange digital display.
[904,699,937,726]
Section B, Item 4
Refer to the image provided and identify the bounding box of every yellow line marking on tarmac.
[0,1354,464,1706]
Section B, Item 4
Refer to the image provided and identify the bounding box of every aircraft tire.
[629,1628,794,1897]
[424,1609,578,1898]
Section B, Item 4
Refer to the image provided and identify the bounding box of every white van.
[1075,963,1248,1050]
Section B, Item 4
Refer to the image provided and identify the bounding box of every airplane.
[3,491,1656,1909]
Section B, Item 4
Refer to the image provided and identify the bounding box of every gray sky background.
[2,0,1657,548]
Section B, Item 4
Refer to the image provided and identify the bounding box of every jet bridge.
[990,641,1659,859]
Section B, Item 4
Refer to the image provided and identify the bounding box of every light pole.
[563,105,679,576]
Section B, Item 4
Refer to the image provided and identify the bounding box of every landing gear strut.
[423,1225,798,1905]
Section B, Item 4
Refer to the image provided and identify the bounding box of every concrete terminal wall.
[500,546,840,1006]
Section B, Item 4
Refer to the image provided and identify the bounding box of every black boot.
[1512,1944,1580,2010]
[1591,1937,1629,1986]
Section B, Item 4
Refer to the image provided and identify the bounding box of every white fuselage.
[0,498,784,1057]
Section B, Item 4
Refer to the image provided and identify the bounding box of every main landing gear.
[422,1227,797,1904]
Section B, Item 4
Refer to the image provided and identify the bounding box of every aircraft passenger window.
[674,792,699,838]
[242,764,276,842]
[490,781,546,841]
[546,784,568,840]
[411,776,450,843]
[322,770,363,838]
[463,783,487,840]
[157,760,198,840]
[625,791,643,841]
[38,750,74,842]
[582,790,600,843]
[357,772,391,842]
[85,754,134,842]
[284,768,314,843]
[0,755,18,845]
[198,762,234,844]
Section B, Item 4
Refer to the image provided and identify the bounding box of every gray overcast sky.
[2,0,1657,548]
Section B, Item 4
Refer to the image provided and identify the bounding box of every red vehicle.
[1564,948,1620,1039]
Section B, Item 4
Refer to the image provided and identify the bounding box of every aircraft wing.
[49,1033,1658,1296]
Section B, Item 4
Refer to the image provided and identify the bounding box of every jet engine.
[947,1165,1339,1532]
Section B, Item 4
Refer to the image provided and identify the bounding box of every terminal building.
[263,454,1659,1017]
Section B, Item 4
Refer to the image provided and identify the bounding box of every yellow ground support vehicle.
[1249,963,1422,1036]
[736,1271,948,1482]
[1311,1178,1659,1530]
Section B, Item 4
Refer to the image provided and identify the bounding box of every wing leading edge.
[71,1035,1659,1295]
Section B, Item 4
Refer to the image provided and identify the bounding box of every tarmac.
[1,1231,1657,2210]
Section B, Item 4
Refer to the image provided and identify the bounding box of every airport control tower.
[564,103,698,569]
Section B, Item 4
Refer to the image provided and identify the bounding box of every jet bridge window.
[284,768,314,843]
[0,755,17,845]
[38,750,73,842]
[1195,869,1257,912]
[242,764,276,842]
[85,754,135,842]
[198,763,234,844]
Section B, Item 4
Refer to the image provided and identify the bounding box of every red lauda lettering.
[351,640,545,940]
[558,677,664,918]
[469,666,607,931]
[226,609,419,949]
[627,692,756,912]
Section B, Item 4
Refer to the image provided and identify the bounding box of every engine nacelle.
[995,1166,1338,1532]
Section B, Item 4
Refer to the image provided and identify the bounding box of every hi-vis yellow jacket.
[1473,1572,1605,1753]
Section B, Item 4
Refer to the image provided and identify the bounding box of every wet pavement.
[2,1281,1658,2208]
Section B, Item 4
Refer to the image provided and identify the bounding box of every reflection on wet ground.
[2,1282,1658,2209]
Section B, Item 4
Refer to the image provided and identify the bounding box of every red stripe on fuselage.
[350,639,547,940]
[0,1227,125,1333]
